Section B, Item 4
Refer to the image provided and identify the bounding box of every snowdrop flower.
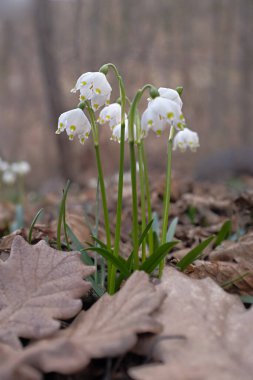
[173,128,199,152]
[12,161,31,176]
[2,170,16,185]
[111,119,138,143]
[56,108,91,145]
[98,103,122,130]
[141,96,185,136]
[71,72,112,111]
[158,87,183,109]
[0,158,9,172]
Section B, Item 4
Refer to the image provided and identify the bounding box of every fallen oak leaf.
[0,236,94,349]
[0,271,164,378]
[130,267,253,380]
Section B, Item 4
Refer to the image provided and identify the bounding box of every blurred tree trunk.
[33,0,74,180]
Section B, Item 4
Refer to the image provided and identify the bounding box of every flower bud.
[99,64,109,75]
[149,86,160,99]
[176,86,183,96]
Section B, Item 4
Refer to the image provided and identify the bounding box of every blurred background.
[0,0,253,190]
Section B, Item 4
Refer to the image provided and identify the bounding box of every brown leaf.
[130,267,253,380]
[0,271,164,378]
[187,260,253,295]
[0,236,94,349]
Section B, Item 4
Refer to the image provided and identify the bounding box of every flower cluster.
[0,158,31,185]
[56,69,199,151]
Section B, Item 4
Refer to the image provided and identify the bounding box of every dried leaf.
[130,267,253,380]
[0,236,94,349]
[0,271,164,378]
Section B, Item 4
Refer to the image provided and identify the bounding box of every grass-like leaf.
[140,241,178,274]
[28,208,44,244]
[91,236,107,249]
[166,217,178,242]
[83,247,130,277]
[57,180,71,250]
[214,220,232,247]
[177,235,214,271]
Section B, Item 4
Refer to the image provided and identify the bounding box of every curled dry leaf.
[130,267,253,380]
[0,271,164,379]
[187,260,253,295]
[0,236,94,349]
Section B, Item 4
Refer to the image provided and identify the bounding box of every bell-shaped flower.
[111,119,138,143]
[98,103,122,130]
[173,128,199,152]
[71,72,112,111]
[2,169,16,185]
[0,158,9,172]
[158,87,183,109]
[56,108,91,145]
[12,161,31,176]
[141,96,185,136]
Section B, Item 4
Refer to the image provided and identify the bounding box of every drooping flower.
[56,108,91,144]
[98,103,122,129]
[0,158,9,172]
[71,72,112,111]
[111,119,138,143]
[12,161,31,176]
[2,169,16,185]
[173,128,199,152]
[141,96,185,136]
[158,87,183,109]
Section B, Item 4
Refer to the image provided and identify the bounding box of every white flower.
[173,128,199,152]
[141,96,185,136]
[0,158,9,172]
[56,108,91,144]
[111,119,138,143]
[12,161,31,175]
[2,170,16,185]
[98,103,122,129]
[158,87,183,109]
[71,72,112,111]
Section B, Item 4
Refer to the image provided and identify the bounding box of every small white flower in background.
[158,87,183,109]
[2,170,16,185]
[141,96,185,136]
[111,119,138,143]
[71,72,112,111]
[0,158,9,172]
[173,128,199,152]
[98,103,122,129]
[56,108,91,145]
[12,161,31,176]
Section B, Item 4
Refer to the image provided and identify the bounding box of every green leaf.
[177,235,214,271]
[66,224,94,266]
[83,247,130,277]
[66,224,104,297]
[166,217,178,242]
[140,241,178,274]
[57,180,71,250]
[91,236,107,249]
[138,219,154,247]
[28,208,44,244]
[214,220,232,247]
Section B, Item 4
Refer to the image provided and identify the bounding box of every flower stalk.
[159,125,175,276]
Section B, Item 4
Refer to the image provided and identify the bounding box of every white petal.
[158,87,183,108]
[92,73,112,96]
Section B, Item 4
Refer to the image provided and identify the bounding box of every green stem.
[86,104,111,252]
[128,84,156,269]
[137,143,146,262]
[140,141,154,255]
[100,65,127,294]
[159,125,175,276]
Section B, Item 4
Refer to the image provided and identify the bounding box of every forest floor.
[0,172,253,380]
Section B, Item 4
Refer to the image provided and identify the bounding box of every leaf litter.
[1,175,253,378]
